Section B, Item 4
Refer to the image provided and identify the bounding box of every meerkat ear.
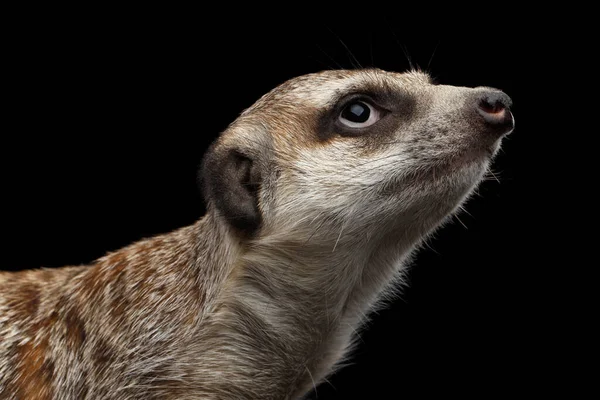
[200,145,261,235]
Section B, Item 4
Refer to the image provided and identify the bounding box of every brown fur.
[1,221,220,399]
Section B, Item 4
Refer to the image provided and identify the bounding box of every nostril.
[476,91,513,127]
[479,98,505,115]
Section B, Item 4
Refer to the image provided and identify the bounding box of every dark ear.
[200,145,261,235]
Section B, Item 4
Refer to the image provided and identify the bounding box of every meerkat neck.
[84,210,242,335]
[240,233,413,318]
[198,226,419,398]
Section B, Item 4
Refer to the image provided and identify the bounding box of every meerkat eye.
[338,101,381,128]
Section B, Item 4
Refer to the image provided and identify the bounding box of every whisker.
[369,30,375,67]
[454,214,469,230]
[325,26,363,69]
[384,19,414,71]
[427,40,441,72]
[319,376,335,394]
[487,169,501,184]
[458,205,473,219]
[305,365,318,398]
[315,44,344,70]
[332,223,345,252]
[422,238,440,255]
[310,55,341,71]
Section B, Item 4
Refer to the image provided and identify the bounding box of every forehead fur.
[245,69,432,112]
[226,69,432,153]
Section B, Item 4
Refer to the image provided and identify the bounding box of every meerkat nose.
[476,91,514,134]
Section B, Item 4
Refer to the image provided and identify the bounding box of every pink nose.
[476,91,514,133]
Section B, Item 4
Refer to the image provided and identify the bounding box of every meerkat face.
[202,69,514,243]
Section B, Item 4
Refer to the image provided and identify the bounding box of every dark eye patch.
[316,82,417,147]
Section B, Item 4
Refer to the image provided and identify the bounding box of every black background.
[2,10,582,399]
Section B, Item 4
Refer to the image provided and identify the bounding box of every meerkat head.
[201,69,514,248]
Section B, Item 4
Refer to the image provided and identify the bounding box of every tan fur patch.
[12,338,54,399]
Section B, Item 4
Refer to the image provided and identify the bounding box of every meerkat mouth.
[425,145,495,180]
[453,145,496,167]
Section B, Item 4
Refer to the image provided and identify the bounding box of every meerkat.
[0,68,514,399]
